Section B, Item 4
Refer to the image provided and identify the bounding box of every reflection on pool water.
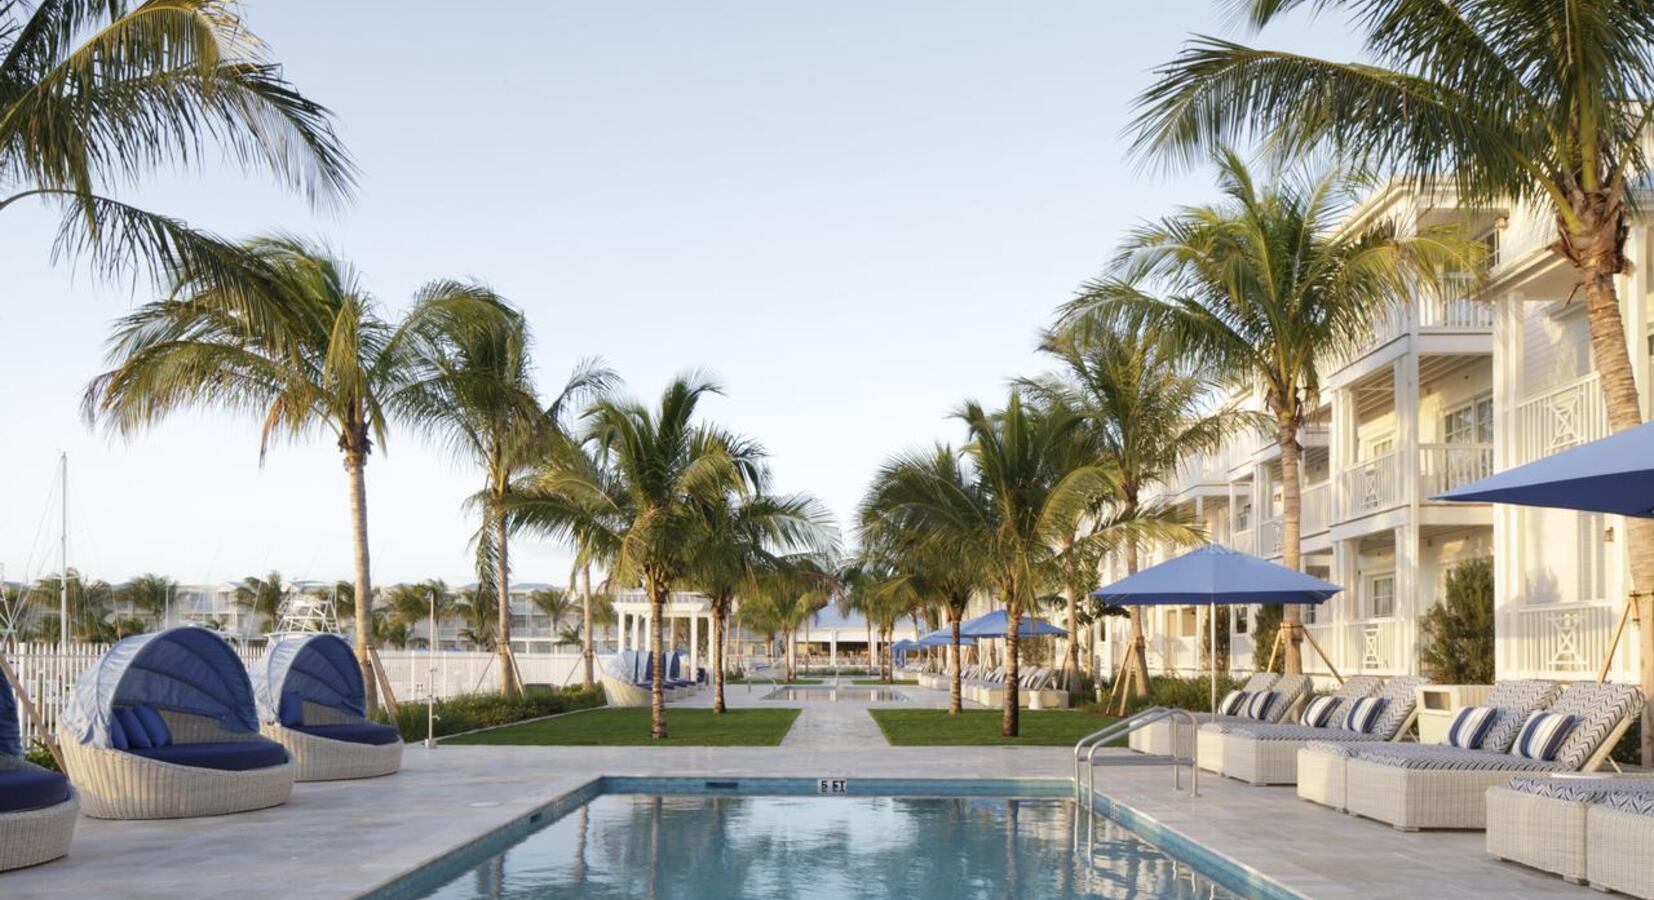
[762,685,907,702]
[419,795,1238,899]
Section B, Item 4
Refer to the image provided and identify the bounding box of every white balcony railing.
[1419,443,1494,496]
[1231,529,1254,556]
[1503,601,1627,679]
[1342,452,1401,517]
[1344,619,1403,673]
[1419,276,1494,329]
[1301,481,1331,534]
[1516,372,1609,466]
[1258,518,1283,557]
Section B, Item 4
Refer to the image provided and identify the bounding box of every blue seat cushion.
[115,707,153,749]
[133,705,172,747]
[129,740,289,771]
[0,768,71,812]
[290,722,401,746]
[279,691,306,727]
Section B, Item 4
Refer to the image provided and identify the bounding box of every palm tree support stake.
[368,645,401,719]
[0,654,63,770]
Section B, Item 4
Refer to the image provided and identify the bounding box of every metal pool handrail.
[1073,706,1199,808]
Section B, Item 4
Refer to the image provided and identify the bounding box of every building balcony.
[1501,600,1631,681]
[1516,372,1608,466]
[1419,443,1494,497]
[1256,481,1331,558]
[1342,451,1401,518]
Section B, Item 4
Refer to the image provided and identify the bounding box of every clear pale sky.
[0,2,1355,588]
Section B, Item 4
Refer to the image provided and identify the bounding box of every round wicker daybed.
[0,660,77,871]
[253,633,402,782]
[58,627,294,820]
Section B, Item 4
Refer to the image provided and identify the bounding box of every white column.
[689,614,700,679]
[1492,289,1524,680]
[1394,522,1418,675]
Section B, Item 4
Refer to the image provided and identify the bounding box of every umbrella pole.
[1209,605,1217,715]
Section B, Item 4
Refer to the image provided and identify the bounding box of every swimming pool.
[763,685,907,702]
[370,779,1292,899]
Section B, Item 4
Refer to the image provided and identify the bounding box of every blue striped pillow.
[1218,690,1249,716]
[1512,711,1576,762]
[1300,696,1340,727]
[1444,706,1497,749]
[1243,690,1276,720]
[1341,697,1386,733]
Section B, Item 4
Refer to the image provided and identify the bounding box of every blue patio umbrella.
[891,639,917,668]
[917,627,974,648]
[1434,422,1654,677]
[1433,421,1654,517]
[1091,544,1342,712]
[959,609,1069,638]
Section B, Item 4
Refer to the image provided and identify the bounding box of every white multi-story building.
[1094,183,1645,687]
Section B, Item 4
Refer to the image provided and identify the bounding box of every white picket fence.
[3,641,586,749]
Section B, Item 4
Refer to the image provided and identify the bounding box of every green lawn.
[443,707,802,747]
[869,709,1120,747]
[852,678,918,686]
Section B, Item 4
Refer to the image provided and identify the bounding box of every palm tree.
[860,447,988,713]
[83,236,513,710]
[510,375,761,738]
[395,284,614,696]
[531,588,577,641]
[458,584,499,650]
[868,393,1114,736]
[1,0,353,297]
[1021,325,1241,696]
[838,556,922,684]
[1060,154,1471,673]
[233,570,285,633]
[1132,0,1654,764]
[116,573,175,629]
[743,559,835,681]
[683,487,836,712]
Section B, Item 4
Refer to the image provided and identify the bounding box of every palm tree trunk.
[1125,534,1150,697]
[1063,587,1081,694]
[1578,262,1654,764]
[581,563,594,689]
[648,577,667,740]
[1278,422,1305,674]
[713,606,727,714]
[494,503,522,698]
[344,446,378,712]
[1003,593,1022,738]
[949,610,963,715]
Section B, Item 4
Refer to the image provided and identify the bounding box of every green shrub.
[1419,558,1495,685]
[25,742,60,772]
[1251,605,1283,672]
[373,686,604,742]
[1090,673,1244,716]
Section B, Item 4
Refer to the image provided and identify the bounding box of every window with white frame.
[1365,573,1397,618]
[1233,494,1252,532]
[1443,394,1494,445]
[1363,434,1394,460]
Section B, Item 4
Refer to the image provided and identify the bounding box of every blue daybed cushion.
[115,707,153,749]
[291,722,402,746]
[133,705,172,747]
[279,691,305,727]
[129,739,288,772]
[0,768,71,812]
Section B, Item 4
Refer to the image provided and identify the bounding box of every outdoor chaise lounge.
[58,626,294,820]
[1196,675,1380,775]
[1585,785,1654,897]
[1210,676,1428,785]
[253,633,402,782]
[1340,681,1641,830]
[1486,775,1654,887]
[600,650,694,707]
[1297,678,1559,814]
[0,661,76,872]
[1131,672,1312,762]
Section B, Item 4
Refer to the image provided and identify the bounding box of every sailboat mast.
[59,451,68,652]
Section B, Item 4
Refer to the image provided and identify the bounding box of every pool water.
[417,795,1237,899]
[763,686,907,702]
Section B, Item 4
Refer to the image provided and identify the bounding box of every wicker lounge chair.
[1196,675,1382,776]
[253,634,402,782]
[58,627,295,820]
[1191,674,1315,773]
[1128,672,1288,759]
[1297,678,1559,813]
[1215,676,1426,785]
[0,661,76,872]
[1585,786,1654,897]
[1486,775,1654,886]
[599,650,651,707]
[1341,681,1642,830]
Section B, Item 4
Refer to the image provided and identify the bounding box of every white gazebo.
[611,589,718,677]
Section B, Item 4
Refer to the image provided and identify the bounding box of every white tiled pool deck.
[1,680,1604,899]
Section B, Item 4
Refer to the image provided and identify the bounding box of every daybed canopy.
[254,633,365,723]
[61,627,258,749]
[0,661,20,757]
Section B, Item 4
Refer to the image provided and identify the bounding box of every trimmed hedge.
[1087,673,1245,717]
[374,686,605,742]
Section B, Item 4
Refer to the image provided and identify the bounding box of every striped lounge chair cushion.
[1230,724,1380,742]
[1480,680,1566,752]
[1340,697,1386,734]
[1506,776,1654,803]
[1512,712,1576,762]
[1602,789,1654,816]
[1543,682,1645,771]
[1352,744,1567,772]
[1444,706,1498,749]
[1300,696,1340,727]
[1218,690,1249,716]
[1244,691,1277,720]
[1303,739,1365,760]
